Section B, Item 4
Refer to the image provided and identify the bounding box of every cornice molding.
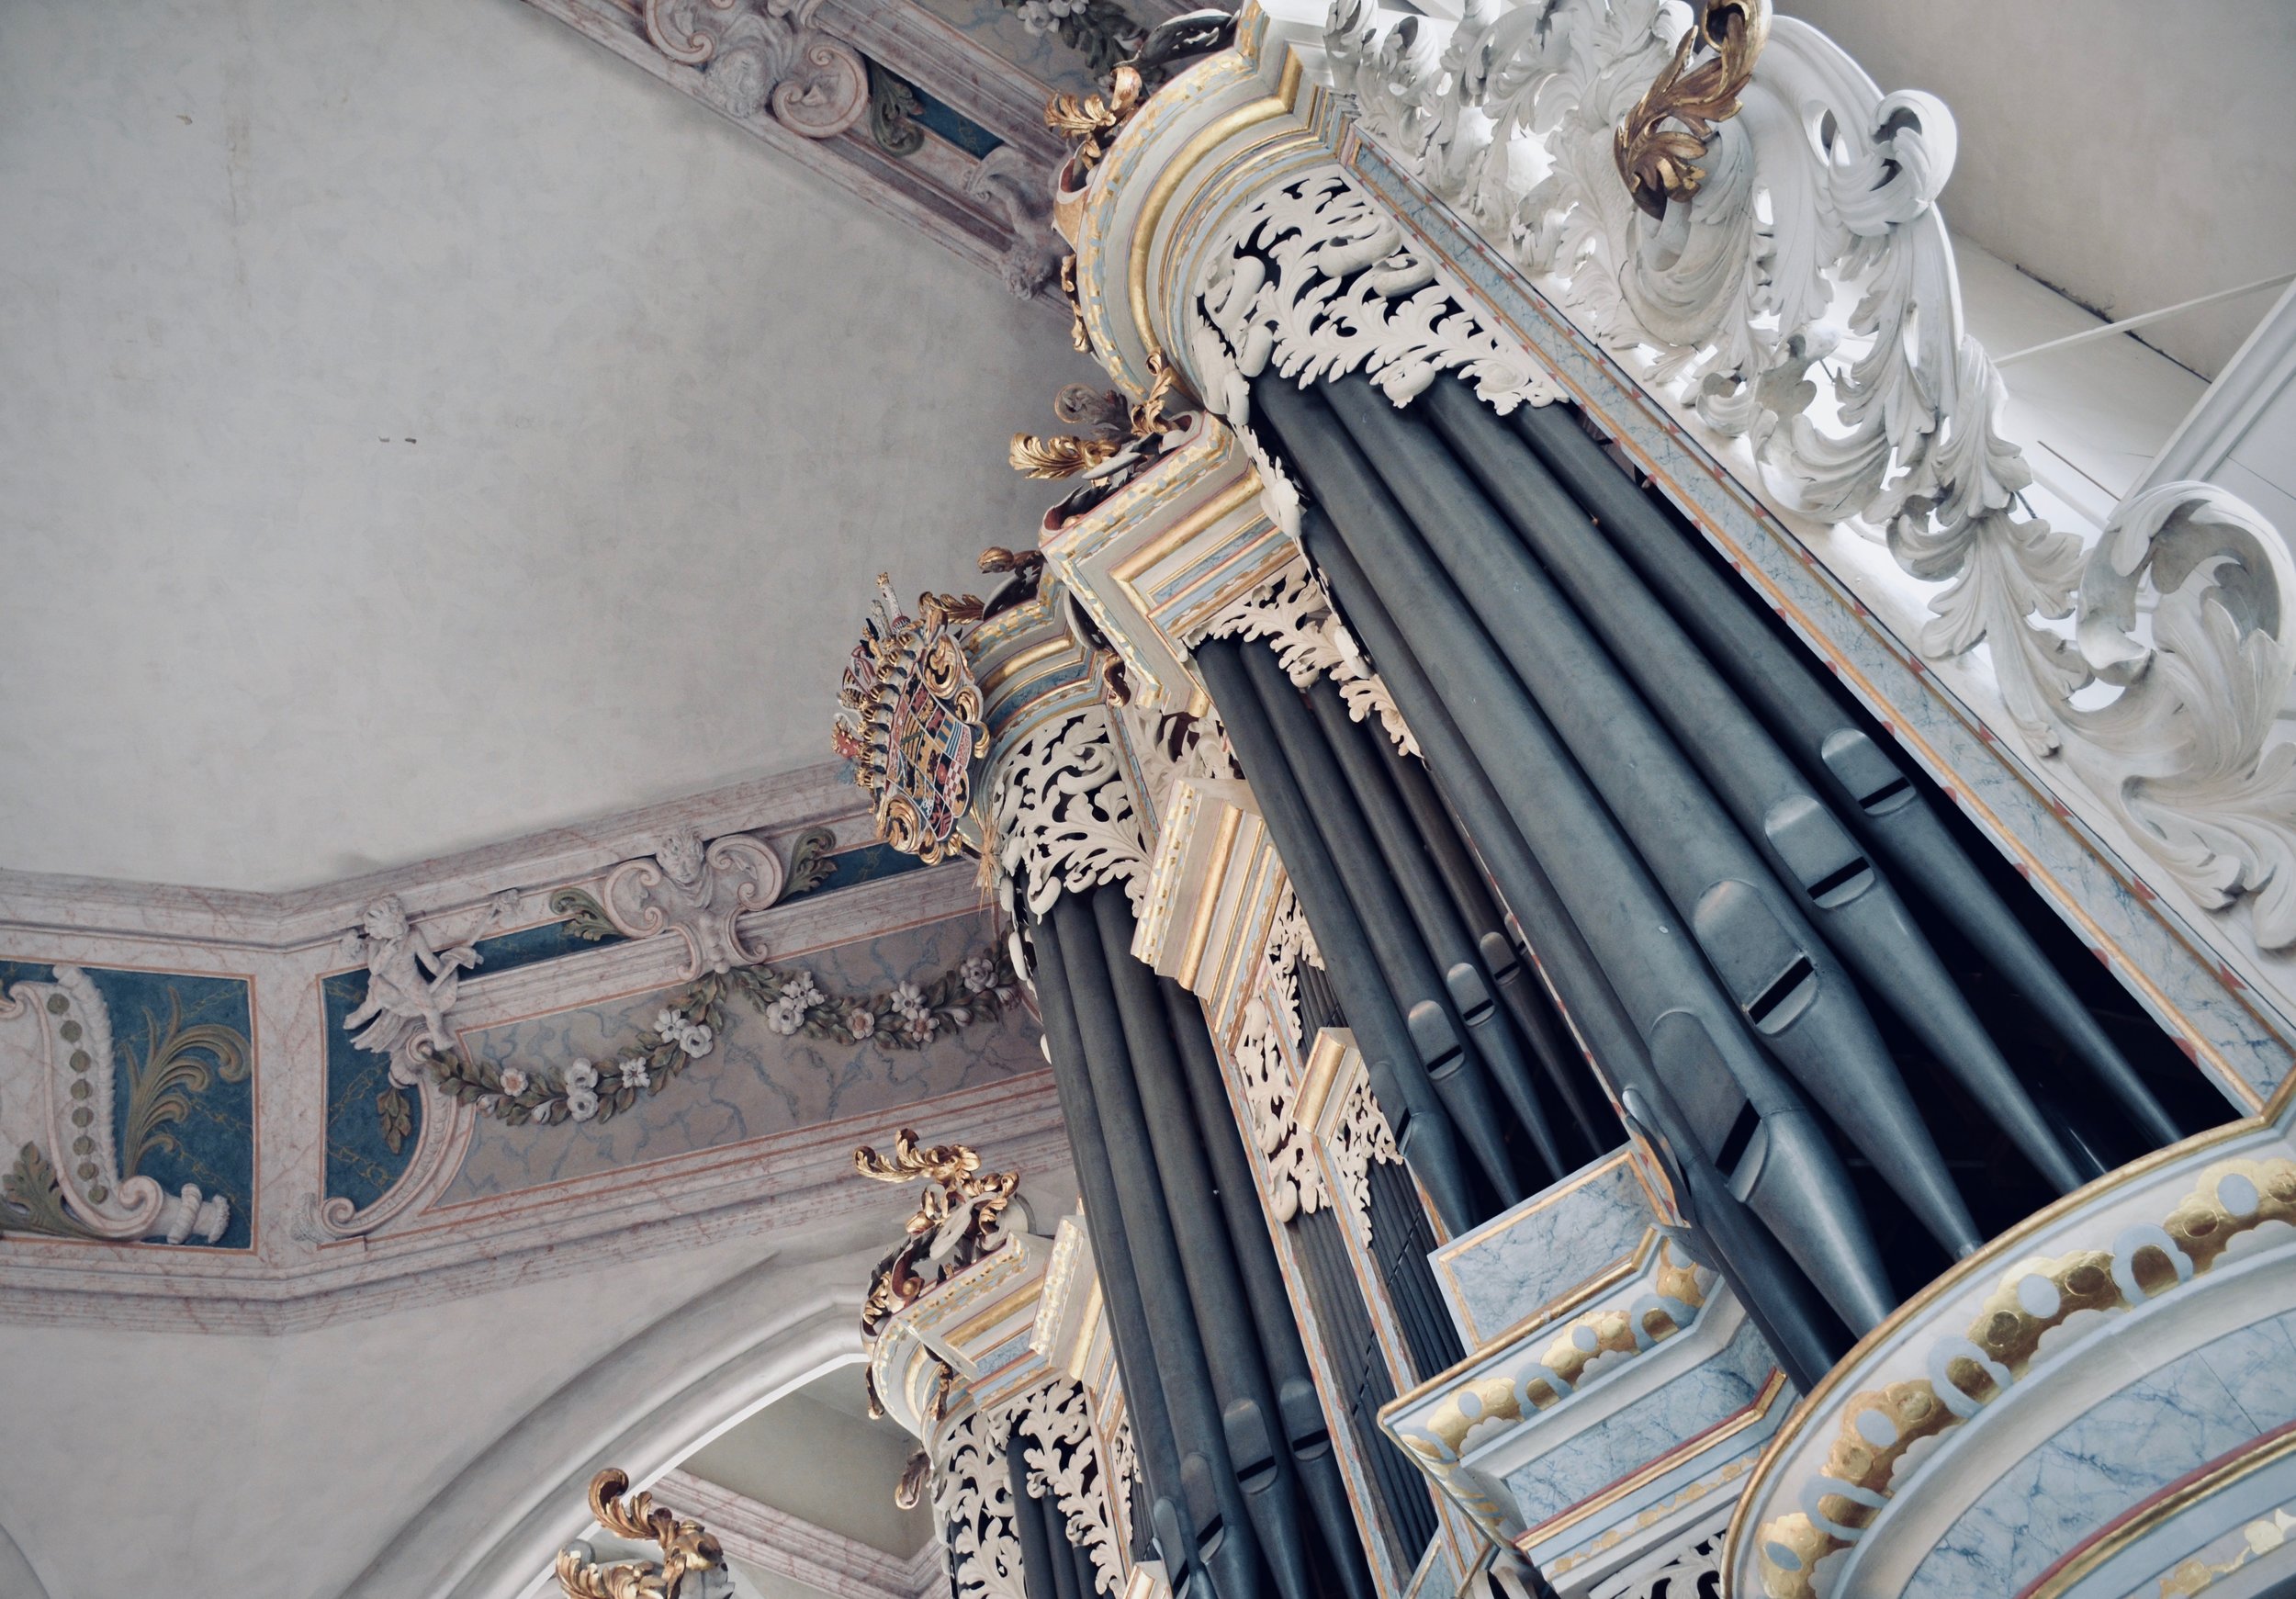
[658,1470,946,1599]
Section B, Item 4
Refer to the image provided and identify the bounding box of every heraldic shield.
[833,577,990,866]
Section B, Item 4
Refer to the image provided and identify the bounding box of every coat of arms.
[833,576,989,865]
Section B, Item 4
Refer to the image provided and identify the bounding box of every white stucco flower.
[766,997,805,1036]
[961,953,996,994]
[782,972,823,1008]
[619,1057,651,1090]
[846,1007,876,1041]
[499,1066,530,1097]
[1016,1,1053,34]
[565,1087,601,1122]
[564,1059,598,1093]
[677,1022,714,1057]
[654,1008,683,1036]
[891,981,927,1020]
[903,1013,938,1046]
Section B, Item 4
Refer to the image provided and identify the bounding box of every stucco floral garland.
[422,947,1020,1131]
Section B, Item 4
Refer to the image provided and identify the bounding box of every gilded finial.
[1614,0,1770,220]
[555,1469,726,1599]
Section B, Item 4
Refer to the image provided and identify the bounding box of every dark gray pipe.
[1508,398,2183,1149]
[1256,380,1896,1328]
[1052,892,1263,1599]
[1160,976,1378,1599]
[1010,1447,1065,1599]
[1371,729,1615,1155]
[1091,890,1317,1599]
[1194,636,1480,1233]
[1322,371,1980,1259]
[1027,906,1201,1593]
[1421,375,2087,1194]
[1617,1079,1849,1390]
[1302,673,1566,1182]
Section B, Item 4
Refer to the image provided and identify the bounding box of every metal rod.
[1194,636,1481,1233]
[1993,272,2294,365]
[1238,639,1525,1206]
[1422,374,2087,1194]
[1027,904,1203,1593]
[1052,891,1263,1599]
[1161,974,1379,1599]
[1302,672,1566,1182]
[1255,379,1896,1329]
[1324,371,1980,1260]
[1505,396,2183,1147]
[1092,889,1317,1599]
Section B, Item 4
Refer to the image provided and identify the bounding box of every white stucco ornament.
[599,825,792,978]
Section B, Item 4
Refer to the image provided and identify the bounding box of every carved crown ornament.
[853,1129,1022,1414]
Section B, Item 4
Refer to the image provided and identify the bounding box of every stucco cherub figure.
[340,891,516,1076]
[598,825,790,980]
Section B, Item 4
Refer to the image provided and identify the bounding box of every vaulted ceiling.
[0,0,1101,891]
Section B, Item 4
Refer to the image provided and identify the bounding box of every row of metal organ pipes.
[1002,366,2208,1599]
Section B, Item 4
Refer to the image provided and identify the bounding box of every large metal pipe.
[1160,975,1378,1599]
[1255,378,1896,1329]
[1010,1447,1066,1599]
[1301,672,1566,1182]
[1052,891,1264,1599]
[1507,397,2182,1149]
[1370,726,1615,1156]
[1422,375,2088,1192]
[1322,372,1980,1260]
[1092,890,1317,1599]
[1238,641,1525,1205]
[1027,906,1201,1591]
[1194,636,1480,1233]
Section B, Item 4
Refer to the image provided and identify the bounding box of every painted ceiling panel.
[0,0,1093,890]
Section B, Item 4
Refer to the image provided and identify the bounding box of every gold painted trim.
[1296,1027,1351,1132]
[2024,1422,2296,1598]
[1525,1369,1792,1548]
[1125,52,1303,363]
[1177,805,1245,989]
[976,637,1075,701]
[940,1280,1042,1350]
[1722,1118,2279,1584]
[1109,474,1265,601]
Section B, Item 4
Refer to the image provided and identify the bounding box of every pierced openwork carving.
[932,1408,1029,1599]
[1004,1379,1125,1595]
[556,1468,731,1599]
[641,0,870,140]
[1323,0,2296,951]
[1187,166,1556,445]
[1327,1066,1401,1247]
[992,706,1151,918]
[1236,890,1330,1224]
[1197,560,1417,757]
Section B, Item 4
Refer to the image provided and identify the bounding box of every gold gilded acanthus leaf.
[1045,64,1142,168]
[555,1469,726,1599]
[1613,0,1770,220]
[1010,432,1124,479]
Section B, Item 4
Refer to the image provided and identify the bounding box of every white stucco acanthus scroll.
[931,1406,1030,1599]
[1001,1377,1127,1596]
[1319,0,2296,952]
[1235,887,1330,1225]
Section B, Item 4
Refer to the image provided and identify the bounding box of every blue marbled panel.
[439,914,1041,1201]
[1500,1314,1775,1532]
[1433,1154,1651,1346]
[1902,1310,2296,1599]
[0,959,256,1248]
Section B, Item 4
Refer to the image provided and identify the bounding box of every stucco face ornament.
[834,575,991,866]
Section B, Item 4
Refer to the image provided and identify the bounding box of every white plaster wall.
[1779,0,2296,380]
[0,1219,885,1599]
[0,0,1092,891]
[685,1376,937,1557]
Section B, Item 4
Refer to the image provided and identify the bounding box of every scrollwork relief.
[932,1408,1030,1599]
[1195,559,1418,757]
[591,825,793,980]
[642,0,870,141]
[1328,1067,1401,1248]
[1320,0,2296,950]
[993,705,1152,918]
